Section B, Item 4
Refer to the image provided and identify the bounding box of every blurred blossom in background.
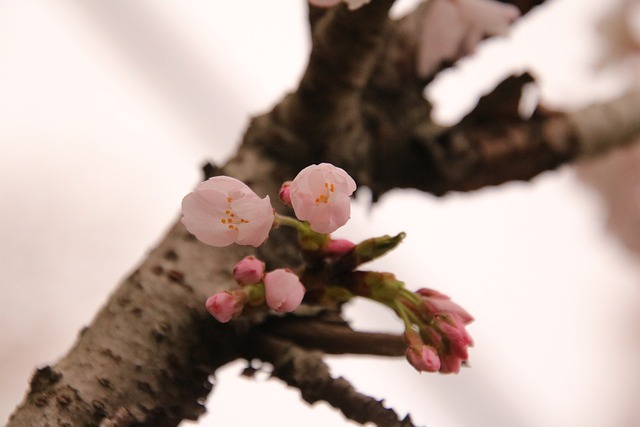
[1,0,640,426]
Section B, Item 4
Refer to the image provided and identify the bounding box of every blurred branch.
[258,316,406,356]
[248,335,418,427]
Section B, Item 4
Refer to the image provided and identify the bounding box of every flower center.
[220,197,250,231]
[315,182,335,205]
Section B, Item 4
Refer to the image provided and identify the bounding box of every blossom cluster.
[404,288,474,374]
[182,163,355,247]
[181,162,474,374]
[182,163,356,320]
[205,256,305,322]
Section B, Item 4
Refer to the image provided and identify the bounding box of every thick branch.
[7,149,287,427]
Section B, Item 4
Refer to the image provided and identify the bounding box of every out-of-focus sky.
[1,1,639,426]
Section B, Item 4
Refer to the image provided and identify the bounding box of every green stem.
[274,213,306,231]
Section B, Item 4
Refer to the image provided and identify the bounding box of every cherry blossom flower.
[308,0,371,11]
[205,291,244,323]
[417,0,519,78]
[264,269,306,313]
[181,176,274,247]
[289,163,357,234]
[232,256,265,285]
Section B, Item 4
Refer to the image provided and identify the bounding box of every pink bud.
[325,238,356,255]
[439,354,464,374]
[417,288,474,324]
[436,315,473,360]
[289,163,356,234]
[279,181,292,206]
[205,291,244,323]
[264,269,305,313]
[406,345,441,373]
[232,256,265,285]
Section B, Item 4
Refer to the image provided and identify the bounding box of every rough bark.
[8,0,640,426]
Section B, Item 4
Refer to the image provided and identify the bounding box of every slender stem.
[274,213,307,231]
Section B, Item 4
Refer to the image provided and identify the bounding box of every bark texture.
[9,0,640,426]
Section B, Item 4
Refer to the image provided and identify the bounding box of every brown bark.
[8,1,640,426]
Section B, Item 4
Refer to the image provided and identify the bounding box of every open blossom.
[232,256,265,285]
[181,176,274,247]
[289,163,356,234]
[417,0,519,78]
[206,291,244,323]
[264,269,306,313]
[308,0,371,11]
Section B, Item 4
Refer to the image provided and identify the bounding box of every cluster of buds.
[181,162,474,374]
[404,288,474,374]
[206,256,305,322]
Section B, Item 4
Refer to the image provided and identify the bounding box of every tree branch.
[258,316,406,356]
[247,334,418,427]
[9,1,640,425]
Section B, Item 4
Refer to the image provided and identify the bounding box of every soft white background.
[1,1,639,426]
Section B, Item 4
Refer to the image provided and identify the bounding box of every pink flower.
[181,176,275,247]
[406,345,441,373]
[264,269,306,313]
[308,0,370,10]
[290,163,356,234]
[205,291,244,323]
[232,256,265,285]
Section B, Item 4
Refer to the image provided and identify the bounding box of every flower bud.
[264,269,306,312]
[436,315,473,360]
[325,238,356,255]
[205,291,244,323]
[406,345,441,373]
[232,256,265,285]
[279,181,292,206]
[417,288,474,324]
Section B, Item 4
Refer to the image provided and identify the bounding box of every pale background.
[1,1,639,426]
